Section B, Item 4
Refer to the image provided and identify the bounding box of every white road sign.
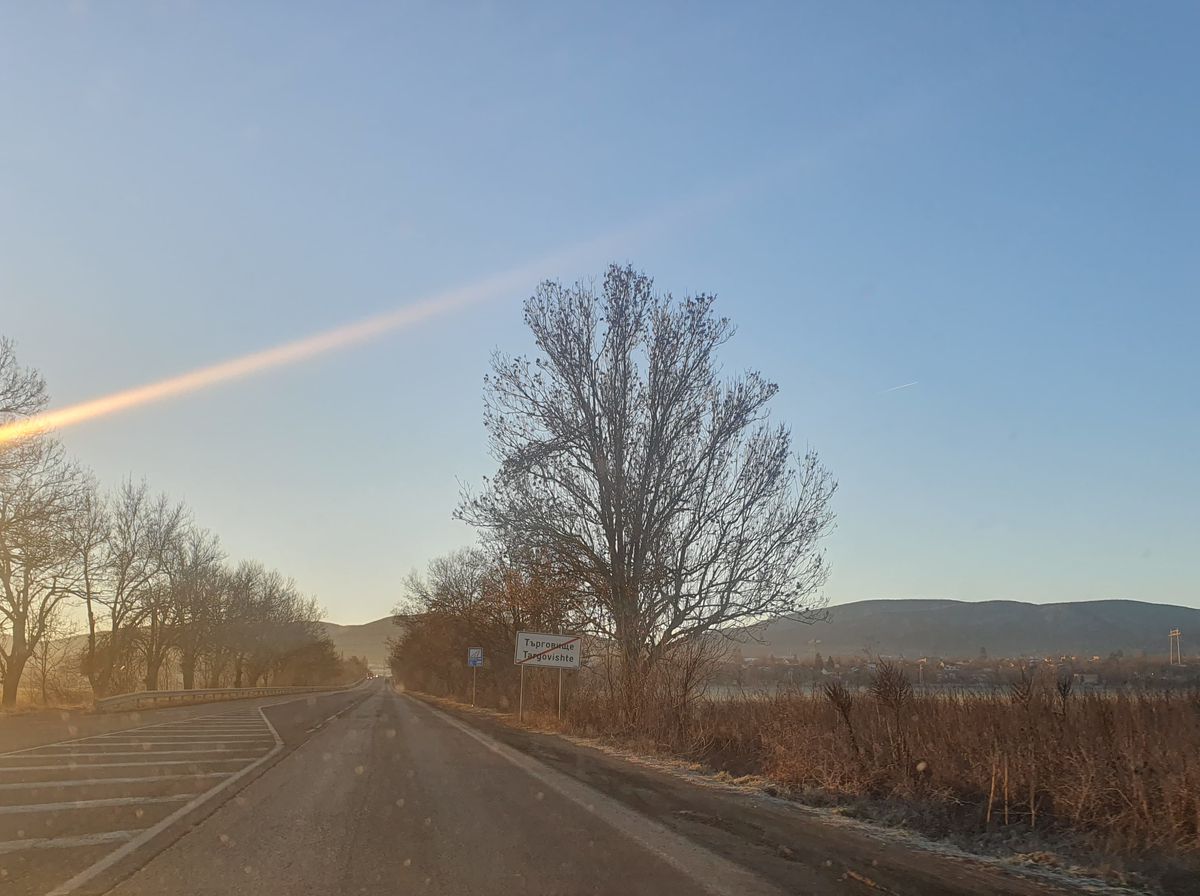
[514,631,581,669]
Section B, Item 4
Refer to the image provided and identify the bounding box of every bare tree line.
[0,337,356,707]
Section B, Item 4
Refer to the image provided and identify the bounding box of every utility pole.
[1169,628,1182,666]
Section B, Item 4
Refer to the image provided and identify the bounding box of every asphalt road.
[104,681,774,896]
[0,684,372,896]
[2,680,1096,896]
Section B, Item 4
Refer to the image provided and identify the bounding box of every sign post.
[514,631,581,723]
[467,647,483,706]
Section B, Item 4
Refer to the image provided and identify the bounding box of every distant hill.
[738,599,1199,660]
[321,617,398,667]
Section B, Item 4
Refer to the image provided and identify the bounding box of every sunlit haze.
[3,3,1196,621]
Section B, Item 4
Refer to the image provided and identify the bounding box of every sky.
[2,2,1197,623]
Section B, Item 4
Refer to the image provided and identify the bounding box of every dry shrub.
[562,671,1200,884]
[564,637,731,753]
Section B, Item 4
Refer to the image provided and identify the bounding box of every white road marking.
[0,758,251,772]
[143,725,265,732]
[0,830,138,856]
[0,772,229,791]
[0,795,192,815]
[405,694,785,896]
[5,748,265,759]
[43,704,286,896]
[90,733,273,740]
[0,685,367,896]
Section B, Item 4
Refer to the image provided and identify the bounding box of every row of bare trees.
[397,265,838,724]
[0,337,347,706]
[390,546,576,705]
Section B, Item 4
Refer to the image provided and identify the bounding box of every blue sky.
[2,2,1197,622]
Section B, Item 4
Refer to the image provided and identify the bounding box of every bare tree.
[80,479,187,697]
[391,546,576,702]
[26,606,81,705]
[138,580,175,692]
[168,527,225,689]
[1,333,342,701]
[71,475,110,691]
[459,265,836,711]
[0,337,46,421]
[0,437,84,705]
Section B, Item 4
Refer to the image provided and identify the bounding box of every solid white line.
[145,725,266,731]
[123,722,268,728]
[88,734,272,741]
[44,704,286,896]
[33,739,274,749]
[0,772,229,791]
[8,748,266,759]
[151,717,266,723]
[0,830,138,856]
[0,795,190,815]
[115,720,268,728]
[404,694,783,896]
[0,758,251,772]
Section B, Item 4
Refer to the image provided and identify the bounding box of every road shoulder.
[403,691,1128,896]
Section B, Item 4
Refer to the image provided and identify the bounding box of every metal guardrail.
[93,678,368,713]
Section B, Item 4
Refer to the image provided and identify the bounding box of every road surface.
[1,680,1091,896]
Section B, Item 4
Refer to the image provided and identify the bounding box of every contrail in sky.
[0,88,932,449]
[0,226,643,447]
[882,381,919,393]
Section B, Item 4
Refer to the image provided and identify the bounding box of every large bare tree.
[459,265,836,703]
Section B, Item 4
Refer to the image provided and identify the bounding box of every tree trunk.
[144,656,161,691]
[2,614,31,707]
[181,650,196,689]
[2,649,29,707]
[83,595,100,693]
[38,646,49,704]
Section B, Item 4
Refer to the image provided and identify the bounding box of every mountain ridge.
[738,598,1198,660]
[322,598,1198,666]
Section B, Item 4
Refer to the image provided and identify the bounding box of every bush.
[562,673,1200,884]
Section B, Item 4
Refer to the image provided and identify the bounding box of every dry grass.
[555,670,1200,890]
[0,698,92,717]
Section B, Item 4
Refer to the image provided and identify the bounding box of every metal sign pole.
[472,666,477,706]
[557,667,563,719]
[519,664,525,722]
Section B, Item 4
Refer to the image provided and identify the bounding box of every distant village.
[718,647,1199,691]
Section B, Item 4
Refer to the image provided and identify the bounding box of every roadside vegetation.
[0,336,364,708]
[393,548,1200,890]
[391,265,1199,893]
